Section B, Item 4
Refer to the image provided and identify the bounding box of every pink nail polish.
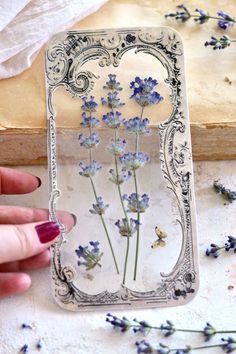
[35,222,60,244]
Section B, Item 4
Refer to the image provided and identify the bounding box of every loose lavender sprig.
[106,314,236,341]
[206,236,236,258]
[75,241,103,270]
[128,76,163,281]
[79,96,119,274]
[165,5,235,28]
[213,180,236,203]
[135,339,236,354]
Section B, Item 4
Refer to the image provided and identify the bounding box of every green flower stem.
[123,236,130,285]
[169,344,223,352]
[83,249,102,268]
[89,176,119,274]
[130,322,236,334]
[133,105,144,281]
[89,115,92,163]
[114,128,130,284]
[190,14,236,22]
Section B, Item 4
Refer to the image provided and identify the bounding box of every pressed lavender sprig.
[213,180,236,202]
[102,74,132,284]
[206,236,236,258]
[165,5,235,28]
[79,96,119,274]
[75,241,103,270]
[128,76,163,281]
[106,314,236,341]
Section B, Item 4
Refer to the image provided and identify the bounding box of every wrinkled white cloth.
[0,0,108,79]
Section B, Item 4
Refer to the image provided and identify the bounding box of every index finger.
[0,167,41,195]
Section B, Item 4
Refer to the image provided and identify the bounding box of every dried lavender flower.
[122,193,150,213]
[36,339,43,350]
[213,180,236,202]
[81,96,98,112]
[101,91,125,109]
[79,160,102,177]
[115,218,141,237]
[160,320,176,337]
[106,313,131,332]
[107,138,127,156]
[102,111,125,129]
[130,77,163,107]
[75,241,103,270]
[217,11,235,29]
[21,323,33,329]
[124,117,150,135]
[109,168,132,185]
[80,112,100,128]
[225,236,236,253]
[103,74,123,91]
[89,197,109,215]
[206,243,223,258]
[165,4,191,22]
[205,35,232,50]
[203,323,216,341]
[78,133,100,149]
[221,337,236,352]
[194,9,209,24]
[119,152,149,171]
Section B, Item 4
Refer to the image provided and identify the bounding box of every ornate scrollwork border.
[45,27,199,311]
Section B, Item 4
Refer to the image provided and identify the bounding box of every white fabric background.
[0,0,108,79]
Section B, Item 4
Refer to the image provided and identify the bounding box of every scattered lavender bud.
[20,344,29,354]
[225,236,236,253]
[36,339,43,350]
[213,180,236,202]
[206,243,222,258]
[21,323,33,329]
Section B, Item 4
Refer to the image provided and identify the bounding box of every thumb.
[0,221,61,264]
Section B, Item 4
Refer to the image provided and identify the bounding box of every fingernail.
[36,176,42,188]
[71,213,77,226]
[35,222,60,244]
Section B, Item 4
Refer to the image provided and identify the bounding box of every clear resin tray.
[45,27,199,311]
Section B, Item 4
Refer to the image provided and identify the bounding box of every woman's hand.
[0,167,75,298]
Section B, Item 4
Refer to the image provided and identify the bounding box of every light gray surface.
[0,161,236,353]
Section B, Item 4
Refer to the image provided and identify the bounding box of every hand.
[0,167,75,298]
